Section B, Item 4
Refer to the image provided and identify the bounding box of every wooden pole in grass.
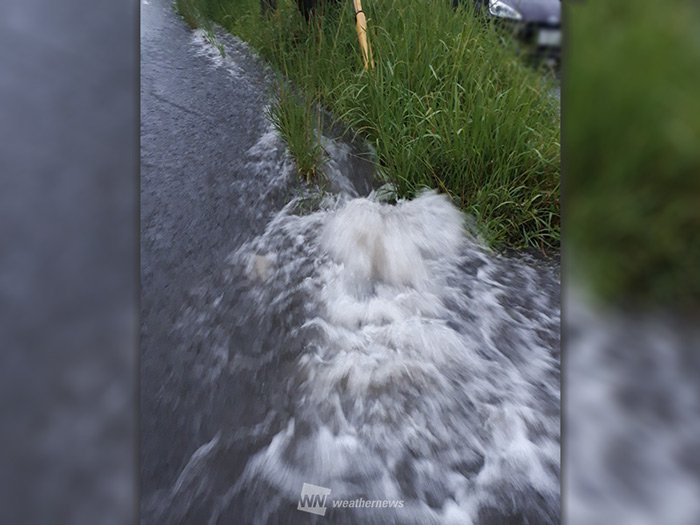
[353,0,374,70]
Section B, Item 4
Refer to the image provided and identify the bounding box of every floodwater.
[141,0,560,523]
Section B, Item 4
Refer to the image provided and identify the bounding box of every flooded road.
[141,0,560,523]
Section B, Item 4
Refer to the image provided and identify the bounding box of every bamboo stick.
[352,0,374,70]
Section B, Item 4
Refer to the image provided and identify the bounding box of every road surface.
[141,1,561,523]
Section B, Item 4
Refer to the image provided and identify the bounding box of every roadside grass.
[176,0,560,252]
[566,0,700,309]
[174,0,202,28]
[267,84,324,183]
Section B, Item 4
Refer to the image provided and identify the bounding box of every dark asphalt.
[140,0,292,508]
[140,1,377,519]
[140,2,560,523]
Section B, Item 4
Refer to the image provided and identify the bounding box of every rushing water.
[144,136,560,523]
[236,194,559,524]
[142,6,560,523]
[565,294,700,525]
[145,187,560,524]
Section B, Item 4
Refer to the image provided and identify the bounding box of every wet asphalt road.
[140,0,286,505]
[140,2,560,522]
[140,0,377,517]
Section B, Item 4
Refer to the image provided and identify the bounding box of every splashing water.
[143,18,560,524]
[148,189,560,524]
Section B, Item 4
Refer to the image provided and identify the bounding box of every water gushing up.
[146,188,560,524]
[142,9,560,523]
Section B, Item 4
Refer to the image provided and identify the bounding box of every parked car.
[263,0,560,63]
[456,0,561,62]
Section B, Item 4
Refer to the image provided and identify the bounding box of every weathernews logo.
[297,483,332,516]
[297,482,405,517]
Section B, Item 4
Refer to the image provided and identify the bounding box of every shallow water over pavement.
[141,1,560,523]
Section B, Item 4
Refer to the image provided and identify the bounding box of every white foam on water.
[566,292,700,525]
[161,27,560,522]
[222,191,560,523]
[320,137,361,197]
[241,115,296,199]
[190,28,264,87]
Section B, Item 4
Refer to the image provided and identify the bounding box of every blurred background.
[1,0,698,523]
[564,0,700,523]
[0,0,137,523]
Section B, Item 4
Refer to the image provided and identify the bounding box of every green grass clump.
[566,0,700,309]
[177,0,560,252]
[174,0,202,28]
[268,85,324,182]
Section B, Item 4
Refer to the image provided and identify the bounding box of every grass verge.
[174,0,202,28]
[176,0,560,252]
[267,84,324,183]
[566,0,700,309]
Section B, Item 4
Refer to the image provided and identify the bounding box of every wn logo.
[297,483,332,516]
